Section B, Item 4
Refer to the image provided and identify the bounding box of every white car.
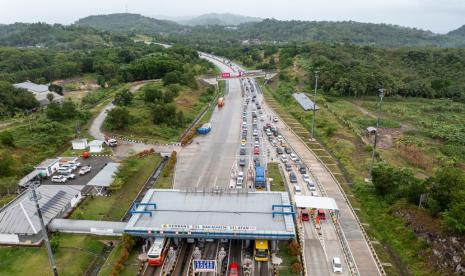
[67,161,81,167]
[273,117,279,123]
[302,174,311,183]
[61,164,77,171]
[79,166,92,175]
[332,257,343,273]
[254,141,260,147]
[242,121,247,127]
[266,131,272,137]
[51,175,67,183]
[289,153,298,161]
[60,172,75,180]
[277,135,283,142]
[58,167,72,174]
[280,155,288,163]
[253,129,258,136]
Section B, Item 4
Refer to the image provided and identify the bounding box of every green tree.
[46,92,55,103]
[113,90,133,106]
[46,102,63,121]
[427,167,465,216]
[106,107,130,130]
[442,190,465,233]
[143,86,163,103]
[61,99,77,118]
[152,103,176,125]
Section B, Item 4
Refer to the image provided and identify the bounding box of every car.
[293,184,302,195]
[290,153,298,162]
[253,129,258,136]
[67,161,81,167]
[254,147,260,155]
[236,172,244,188]
[240,148,246,155]
[253,157,260,167]
[254,136,259,142]
[299,165,307,174]
[79,165,92,175]
[302,174,311,183]
[254,141,260,147]
[239,158,246,167]
[271,140,278,147]
[61,164,77,171]
[289,171,297,183]
[51,175,67,183]
[276,147,284,155]
[242,121,247,127]
[266,131,272,137]
[280,155,288,163]
[228,262,239,276]
[332,257,343,273]
[285,163,292,172]
[58,167,72,174]
[277,135,283,142]
[307,182,316,191]
[284,147,292,154]
[273,117,279,123]
[241,139,247,146]
[301,208,309,221]
[260,116,265,122]
[60,172,75,180]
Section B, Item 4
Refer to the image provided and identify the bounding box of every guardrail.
[262,86,386,276]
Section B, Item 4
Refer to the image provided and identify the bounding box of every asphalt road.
[174,56,242,189]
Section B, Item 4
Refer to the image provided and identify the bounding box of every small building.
[71,138,88,150]
[89,140,104,153]
[292,92,319,111]
[0,185,84,245]
[13,80,64,106]
[87,163,120,195]
[34,158,60,177]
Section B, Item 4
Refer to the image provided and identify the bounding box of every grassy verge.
[277,241,300,276]
[0,234,116,276]
[268,162,286,192]
[261,81,436,275]
[71,154,161,221]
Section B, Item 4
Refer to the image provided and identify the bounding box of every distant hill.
[177,13,262,26]
[75,13,186,34]
[0,22,124,48]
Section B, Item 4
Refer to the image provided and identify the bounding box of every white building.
[89,140,103,153]
[34,158,60,177]
[71,138,88,150]
[13,80,64,106]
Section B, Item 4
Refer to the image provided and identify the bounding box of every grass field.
[277,241,301,276]
[71,154,161,221]
[0,234,116,276]
[268,162,286,192]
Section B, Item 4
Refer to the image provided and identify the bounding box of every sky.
[1,0,465,33]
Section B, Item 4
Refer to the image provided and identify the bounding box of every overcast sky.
[1,0,464,33]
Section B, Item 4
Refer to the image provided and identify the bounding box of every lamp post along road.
[311,70,319,139]
[370,88,385,176]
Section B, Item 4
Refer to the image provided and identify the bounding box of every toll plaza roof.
[294,195,339,211]
[125,189,296,240]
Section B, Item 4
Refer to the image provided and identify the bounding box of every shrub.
[290,262,303,273]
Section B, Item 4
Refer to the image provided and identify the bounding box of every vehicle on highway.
[317,209,326,220]
[253,129,258,136]
[255,166,266,189]
[60,172,75,180]
[299,165,307,174]
[254,141,260,147]
[307,181,316,191]
[294,184,302,195]
[228,262,239,276]
[218,97,225,108]
[277,135,283,142]
[104,137,118,147]
[276,147,284,154]
[253,157,260,167]
[273,117,279,123]
[271,140,277,147]
[147,238,167,266]
[289,171,297,183]
[290,153,298,162]
[280,155,288,163]
[254,146,260,155]
[332,257,343,273]
[301,208,309,221]
[239,158,246,167]
[241,139,247,146]
[242,121,247,127]
[236,172,244,188]
[302,174,311,183]
[79,165,92,175]
[266,130,272,136]
[254,240,270,261]
[284,147,292,154]
[240,148,246,155]
[197,123,212,135]
[285,163,292,171]
[51,175,67,183]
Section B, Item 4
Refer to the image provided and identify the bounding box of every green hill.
[177,13,262,26]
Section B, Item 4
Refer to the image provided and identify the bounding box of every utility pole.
[369,88,385,177]
[30,184,58,276]
[311,70,320,139]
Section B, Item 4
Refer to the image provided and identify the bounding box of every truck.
[104,136,118,147]
[218,97,225,108]
[197,123,212,135]
[255,166,266,190]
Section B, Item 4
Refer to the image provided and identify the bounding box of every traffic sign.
[193,260,216,272]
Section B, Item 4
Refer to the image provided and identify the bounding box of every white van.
[294,184,302,195]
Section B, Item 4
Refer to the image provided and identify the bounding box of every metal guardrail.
[263,91,386,276]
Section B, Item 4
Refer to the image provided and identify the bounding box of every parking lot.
[41,156,113,187]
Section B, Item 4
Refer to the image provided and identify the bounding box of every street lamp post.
[311,70,320,139]
[369,88,385,177]
[30,184,59,276]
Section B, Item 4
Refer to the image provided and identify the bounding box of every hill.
[75,13,185,34]
[177,13,262,26]
[0,22,125,48]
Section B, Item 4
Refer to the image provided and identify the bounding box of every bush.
[290,262,303,273]
[0,131,15,147]
[50,234,60,254]
[110,234,135,276]
[162,151,177,178]
[288,239,301,256]
[106,107,130,130]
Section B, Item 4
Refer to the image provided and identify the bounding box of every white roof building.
[89,140,104,153]
[13,80,64,106]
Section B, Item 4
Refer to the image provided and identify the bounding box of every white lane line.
[196,176,202,188]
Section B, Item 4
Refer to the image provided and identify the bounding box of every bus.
[147,238,168,266]
[254,240,269,262]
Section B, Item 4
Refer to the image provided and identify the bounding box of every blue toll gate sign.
[193,260,217,272]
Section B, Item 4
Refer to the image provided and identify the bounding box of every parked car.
[79,166,92,175]
[60,172,75,180]
[67,161,81,167]
[61,164,77,171]
[332,257,343,273]
[58,167,72,174]
[51,175,67,183]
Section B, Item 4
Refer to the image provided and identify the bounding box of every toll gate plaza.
[124,189,296,240]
